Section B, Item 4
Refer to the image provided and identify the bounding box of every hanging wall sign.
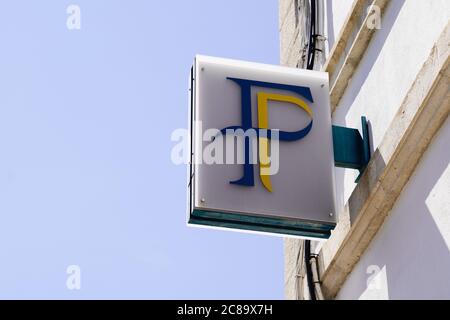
[187,55,337,239]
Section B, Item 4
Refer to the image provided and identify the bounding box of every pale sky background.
[0,1,282,298]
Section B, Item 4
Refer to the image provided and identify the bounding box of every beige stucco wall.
[282,0,450,299]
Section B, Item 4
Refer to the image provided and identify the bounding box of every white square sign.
[188,55,336,238]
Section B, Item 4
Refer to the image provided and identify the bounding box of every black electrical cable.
[306,0,317,70]
[304,240,317,300]
[304,0,318,301]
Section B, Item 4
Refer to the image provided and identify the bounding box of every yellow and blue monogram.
[220,78,314,192]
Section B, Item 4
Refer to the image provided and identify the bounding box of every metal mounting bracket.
[332,116,371,182]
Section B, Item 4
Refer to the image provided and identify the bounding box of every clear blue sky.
[0,1,282,299]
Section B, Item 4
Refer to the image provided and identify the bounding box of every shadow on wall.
[338,118,450,300]
[333,0,406,119]
[332,0,406,216]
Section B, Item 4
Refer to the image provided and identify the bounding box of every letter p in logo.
[221,78,314,192]
[257,92,313,191]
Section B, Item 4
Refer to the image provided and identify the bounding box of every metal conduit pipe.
[304,0,326,301]
[310,254,324,300]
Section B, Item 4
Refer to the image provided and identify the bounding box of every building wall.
[337,116,450,299]
[334,0,450,204]
[281,0,450,299]
[325,0,354,49]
